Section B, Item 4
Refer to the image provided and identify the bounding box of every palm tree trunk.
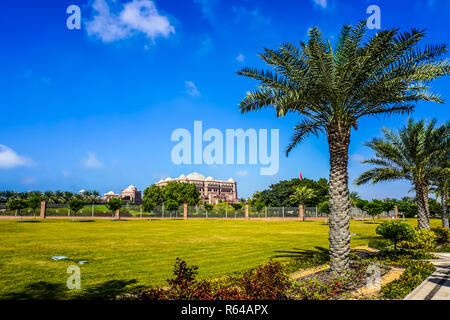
[423,183,430,221]
[327,126,351,274]
[415,182,430,229]
[442,189,449,229]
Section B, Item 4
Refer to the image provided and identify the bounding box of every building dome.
[186,172,205,180]
[124,185,136,192]
[79,189,86,194]
[105,191,116,195]
[178,174,187,180]
[227,178,235,182]
[206,176,213,180]
[165,177,172,181]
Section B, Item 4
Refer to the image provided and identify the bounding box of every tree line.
[0,190,103,204]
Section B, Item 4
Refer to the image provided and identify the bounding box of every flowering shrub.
[239,261,289,300]
[399,229,437,250]
[140,259,287,300]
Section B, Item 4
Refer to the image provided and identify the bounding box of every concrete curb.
[404,252,450,300]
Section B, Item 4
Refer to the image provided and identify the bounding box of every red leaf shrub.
[139,259,288,300]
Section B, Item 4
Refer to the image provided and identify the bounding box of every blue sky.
[0,0,449,199]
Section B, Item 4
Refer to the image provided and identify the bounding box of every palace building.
[120,185,142,204]
[103,185,142,204]
[155,172,238,204]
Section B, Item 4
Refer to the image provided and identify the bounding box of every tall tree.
[27,194,43,217]
[355,119,450,229]
[237,22,449,273]
[430,142,450,228]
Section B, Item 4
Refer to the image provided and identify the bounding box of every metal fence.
[0,203,396,219]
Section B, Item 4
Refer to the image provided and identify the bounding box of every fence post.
[183,203,187,220]
[226,206,228,219]
[299,204,304,221]
[140,205,142,219]
[245,203,249,220]
[39,201,46,219]
[265,207,267,218]
[92,203,94,217]
[394,206,398,219]
[315,206,318,217]
[282,207,285,219]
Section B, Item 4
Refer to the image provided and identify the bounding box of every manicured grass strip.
[0,218,441,299]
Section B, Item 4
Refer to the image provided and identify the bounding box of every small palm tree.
[349,191,361,207]
[91,190,101,204]
[54,190,64,204]
[354,119,450,229]
[237,22,449,273]
[290,186,315,220]
[290,186,315,205]
[43,191,55,204]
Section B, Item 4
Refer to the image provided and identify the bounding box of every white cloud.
[83,152,103,168]
[0,145,33,169]
[236,170,248,177]
[86,0,175,43]
[62,170,70,177]
[236,53,245,62]
[312,0,327,9]
[184,81,201,97]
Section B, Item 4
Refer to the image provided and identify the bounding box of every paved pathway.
[404,252,450,300]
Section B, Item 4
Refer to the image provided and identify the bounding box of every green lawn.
[0,218,441,299]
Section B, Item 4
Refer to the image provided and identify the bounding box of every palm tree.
[355,119,450,229]
[430,143,450,228]
[349,191,361,207]
[290,186,315,205]
[290,186,315,220]
[91,190,100,204]
[237,22,449,273]
[54,190,64,204]
[43,191,55,204]
[63,191,74,203]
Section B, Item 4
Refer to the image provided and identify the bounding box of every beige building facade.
[103,185,142,204]
[156,172,238,204]
[121,185,142,204]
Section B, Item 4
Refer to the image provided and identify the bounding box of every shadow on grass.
[75,279,141,299]
[1,279,141,300]
[1,281,67,300]
[74,220,95,223]
[17,220,41,223]
[272,246,329,259]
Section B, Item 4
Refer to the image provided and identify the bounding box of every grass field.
[0,218,442,299]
